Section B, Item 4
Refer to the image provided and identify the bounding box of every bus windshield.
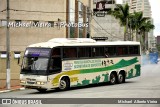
[21,57,49,75]
[21,48,51,75]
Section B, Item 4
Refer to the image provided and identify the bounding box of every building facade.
[157,36,160,45]
[0,0,90,88]
[123,0,151,17]
[92,0,124,41]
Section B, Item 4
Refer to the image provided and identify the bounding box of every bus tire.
[117,72,125,84]
[59,78,70,91]
[109,72,117,85]
[37,89,47,92]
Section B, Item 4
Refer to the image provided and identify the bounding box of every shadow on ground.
[27,81,137,94]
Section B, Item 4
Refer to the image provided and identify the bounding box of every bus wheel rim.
[59,80,66,89]
[111,75,115,83]
[119,74,123,82]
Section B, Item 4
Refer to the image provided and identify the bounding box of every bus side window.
[129,46,139,55]
[105,47,116,57]
[92,48,96,57]
[117,46,128,56]
[78,47,91,58]
[63,48,77,58]
[52,48,60,57]
[105,47,109,57]
[49,48,61,73]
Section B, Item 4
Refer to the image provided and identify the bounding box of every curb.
[0,87,25,93]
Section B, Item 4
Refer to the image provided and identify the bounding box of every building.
[123,0,151,17]
[92,0,124,41]
[0,0,90,88]
[157,36,160,45]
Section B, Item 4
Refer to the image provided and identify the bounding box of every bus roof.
[28,38,140,48]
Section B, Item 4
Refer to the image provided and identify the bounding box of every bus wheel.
[109,73,117,85]
[37,89,47,92]
[59,78,70,90]
[117,72,125,84]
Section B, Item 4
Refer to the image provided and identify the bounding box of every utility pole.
[111,0,114,40]
[6,0,10,90]
[66,0,70,38]
[88,0,91,38]
[83,5,87,38]
[75,0,79,38]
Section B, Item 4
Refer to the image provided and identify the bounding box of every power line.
[0,8,92,14]
[92,17,123,40]
[91,24,122,40]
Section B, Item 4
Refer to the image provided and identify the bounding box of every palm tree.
[131,12,150,41]
[128,14,136,41]
[108,4,154,52]
[108,3,130,41]
[139,20,155,53]
[128,12,154,52]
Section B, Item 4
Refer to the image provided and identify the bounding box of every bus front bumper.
[20,81,48,89]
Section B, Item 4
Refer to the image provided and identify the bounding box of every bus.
[20,38,141,92]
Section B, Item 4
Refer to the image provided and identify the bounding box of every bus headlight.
[20,80,26,84]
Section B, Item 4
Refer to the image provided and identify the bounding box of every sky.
[116,0,160,37]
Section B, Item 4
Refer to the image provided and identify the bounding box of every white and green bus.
[20,38,141,92]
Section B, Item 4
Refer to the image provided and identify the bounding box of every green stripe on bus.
[80,57,139,74]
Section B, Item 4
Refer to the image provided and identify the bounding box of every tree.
[139,20,155,53]
[128,14,136,41]
[131,12,150,41]
[108,4,155,53]
[108,3,130,41]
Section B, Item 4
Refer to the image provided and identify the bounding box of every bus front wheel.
[109,73,117,85]
[59,78,70,90]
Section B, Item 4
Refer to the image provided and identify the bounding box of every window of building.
[48,21,54,27]
[0,51,7,58]
[15,20,22,24]
[14,51,21,58]
[1,20,7,27]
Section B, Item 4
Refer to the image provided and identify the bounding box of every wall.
[0,0,67,88]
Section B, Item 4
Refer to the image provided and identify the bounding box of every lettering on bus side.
[102,59,114,66]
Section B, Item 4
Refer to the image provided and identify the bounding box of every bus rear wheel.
[118,72,125,84]
[109,73,117,85]
[59,78,70,91]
